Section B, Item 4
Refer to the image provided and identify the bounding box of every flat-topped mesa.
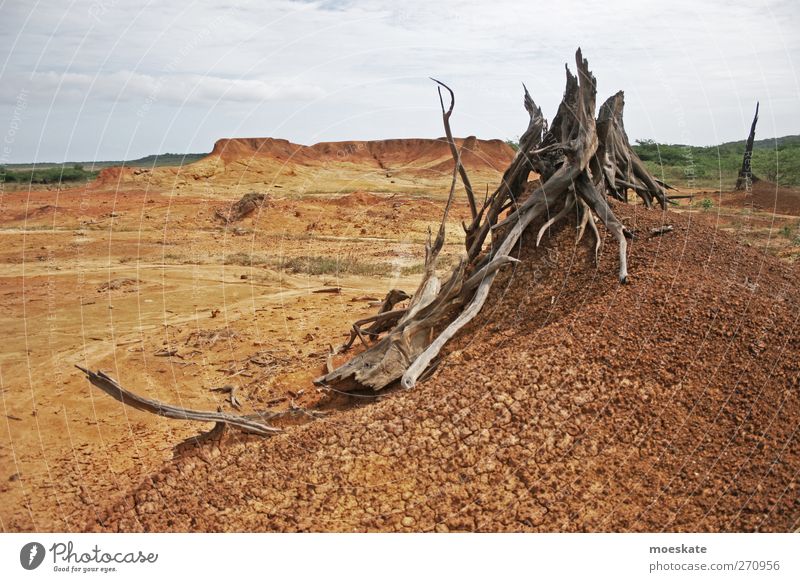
[207,136,515,170]
[87,136,515,191]
[209,137,302,161]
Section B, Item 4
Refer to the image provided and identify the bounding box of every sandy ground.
[0,173,473,530]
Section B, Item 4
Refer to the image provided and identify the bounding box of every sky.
[0,0,798,163]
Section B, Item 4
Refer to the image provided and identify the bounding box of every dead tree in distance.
[735,102,760,191]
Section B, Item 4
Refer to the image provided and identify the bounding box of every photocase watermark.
[741,149,754,193]
[137,25,213,119]
[652,62,698,190]
[1,88,28,203]
[20,542,46,570]
[88,0,120,22]
[336,142,367,159]
[1,88,28,162]
[18,540,158,574]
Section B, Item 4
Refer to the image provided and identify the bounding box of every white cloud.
[9,70,324,105]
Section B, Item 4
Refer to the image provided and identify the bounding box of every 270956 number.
[736,560,780,571]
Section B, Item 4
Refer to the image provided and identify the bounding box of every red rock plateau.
[93,136,516,196]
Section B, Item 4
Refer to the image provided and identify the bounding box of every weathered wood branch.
[340,289,410,350]
[464,83,547,261]
[76,366,281,435]
[593,92,670,209]
[431,78,478,221]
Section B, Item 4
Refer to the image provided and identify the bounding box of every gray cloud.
[4,70,324,104]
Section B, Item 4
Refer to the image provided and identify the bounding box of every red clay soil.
[85,203,800,532]
[721,181,800,216]
[324,191,386,207]
[92,166,137,188]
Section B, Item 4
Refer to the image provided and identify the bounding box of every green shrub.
[223,252,270,266]
[279,255,390,277]
[0,164,98,184]
[633,135,800,188]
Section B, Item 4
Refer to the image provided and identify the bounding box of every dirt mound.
[14,204,61,221]
[85,204,800,532]
[214,192,270,223]
[92,166,136,187]
[722,181,800,216]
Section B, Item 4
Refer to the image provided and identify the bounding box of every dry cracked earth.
[85,203,800,532]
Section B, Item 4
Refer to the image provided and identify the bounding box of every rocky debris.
[96,278,139,293]
[215,192,269,224]
[184,328,238,348]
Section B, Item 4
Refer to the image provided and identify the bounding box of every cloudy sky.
[1,0,798,163]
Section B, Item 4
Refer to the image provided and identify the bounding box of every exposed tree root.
[537,193,575,247]
[76,366,282,436]
[320,49,671,391]
[341,289,410,351]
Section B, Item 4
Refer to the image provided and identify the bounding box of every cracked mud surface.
[87,203,800,532]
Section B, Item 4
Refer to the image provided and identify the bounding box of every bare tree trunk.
[735,102,760,191]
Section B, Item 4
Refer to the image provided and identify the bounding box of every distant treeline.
[0,164,98,185]
[633,135,800,189]
[1,153,208,185]
[504,135,800,189]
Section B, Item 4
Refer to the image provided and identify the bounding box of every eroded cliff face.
[92,137,516,196]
